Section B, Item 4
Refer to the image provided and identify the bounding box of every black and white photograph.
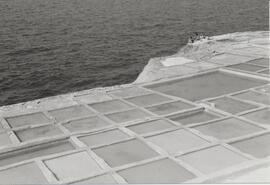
[0,0,269,184]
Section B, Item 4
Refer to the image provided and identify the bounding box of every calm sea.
[0,0,268,106]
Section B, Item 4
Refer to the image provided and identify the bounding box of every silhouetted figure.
[188,32,208,43]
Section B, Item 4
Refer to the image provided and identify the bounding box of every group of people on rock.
[188,32,208,43]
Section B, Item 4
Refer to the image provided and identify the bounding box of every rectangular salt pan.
[178,146,248,174]
[209,97,258,114]
[125,94,171,107]
[146,129,209,154]
[93,139,158,167]
[242,108,270,126]
[0,163,48,184]
[15,125,63,142]
[78,129,129,147]
[48,105,94,122]
[193,118,264,140]
[227,63,265,72]
[44,152,102,181]
[0,140,74,167]
[168,110,219,125]
[89,99,132,113]
[6,112,50,128]
[127,119,176,134]
[145,71,267,101]
[118,158,196,183]
[146,101,195,116]
[230,133,270,158]
[106,109,151,123]
[63,116,111,133]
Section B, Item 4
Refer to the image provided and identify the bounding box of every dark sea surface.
[0,0,268,106]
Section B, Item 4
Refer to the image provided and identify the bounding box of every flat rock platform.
[0,31,269,184]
